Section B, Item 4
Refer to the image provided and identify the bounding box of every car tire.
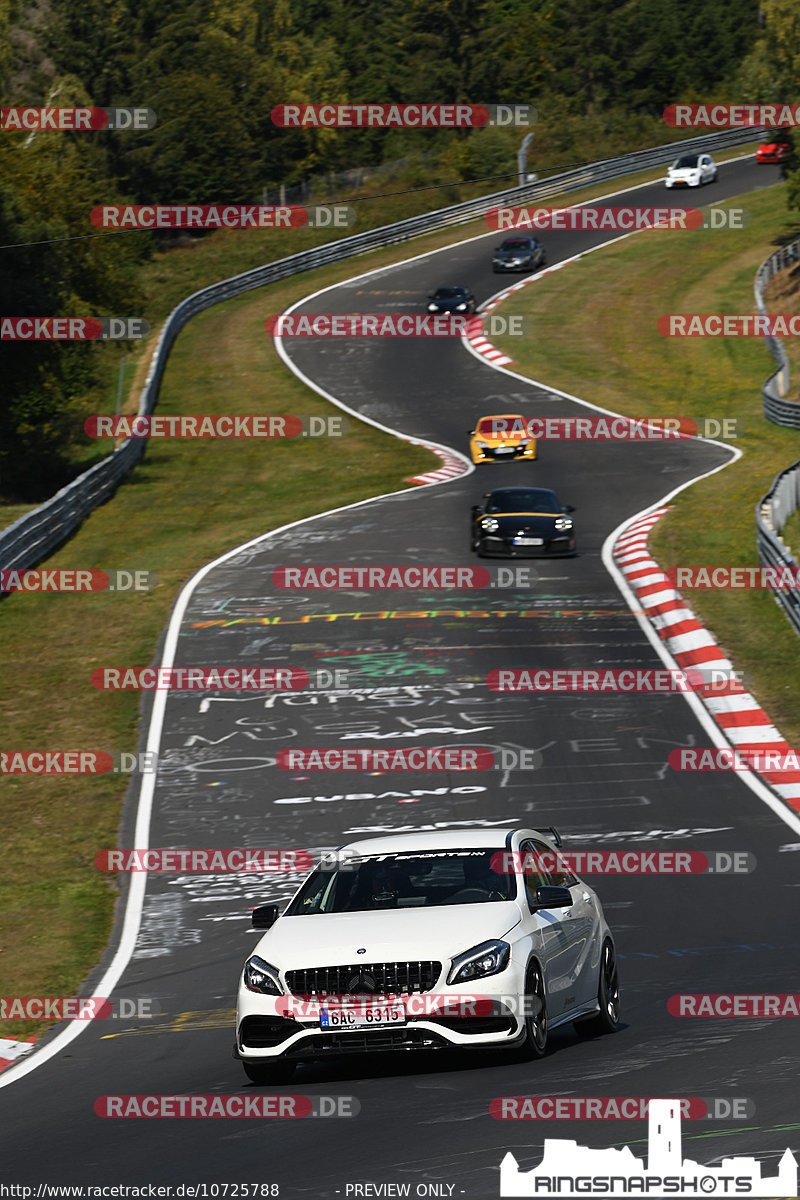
[243,1059,297,1085]
[517,961,548,1059]
[574,940,619,1037]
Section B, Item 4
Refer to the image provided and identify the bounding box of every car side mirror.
[564,504,575,513]
[472,505,484,516]
[251,903,279,930]
[534,885,573,909]
[468,429,475,436]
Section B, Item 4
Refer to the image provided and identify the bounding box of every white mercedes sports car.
[235,827,619,1082]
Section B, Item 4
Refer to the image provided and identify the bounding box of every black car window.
[485,490,560,515]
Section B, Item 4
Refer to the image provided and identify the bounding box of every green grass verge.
[490,182,800,746]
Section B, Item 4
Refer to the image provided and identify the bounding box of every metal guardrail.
[757,460,800,635]
[755,235,800,426]
[0,124,765,572]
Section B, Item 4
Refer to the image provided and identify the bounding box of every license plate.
[320,1001,406,1029]
[494,446,516,454]
[514,537,543,545]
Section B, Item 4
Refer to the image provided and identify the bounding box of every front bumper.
[471,445,537,463]
[236,976,527,1062]
[476,535,576,558]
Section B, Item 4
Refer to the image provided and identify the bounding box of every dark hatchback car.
[492,236,546,273]
[426,285,477,314]
[471,486,576,557]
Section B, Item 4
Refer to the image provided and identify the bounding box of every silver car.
[234,826,619,1083]
[665,152,718,188]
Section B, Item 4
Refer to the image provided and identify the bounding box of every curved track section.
[0,158,797,1196]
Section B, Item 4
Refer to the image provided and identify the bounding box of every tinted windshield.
[477,417,525,435]
[673,155,699,168]
[485,490,561,514]
[433,287,463,299]
[500,239,532,250]
[285,849,515,914]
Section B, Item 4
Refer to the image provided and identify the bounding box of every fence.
[754,234,800,427]
[0,124,765,572]
[757,460,800,636]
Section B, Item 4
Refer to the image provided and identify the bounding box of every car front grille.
[285,1028,450,1054]
[285,961,441,997]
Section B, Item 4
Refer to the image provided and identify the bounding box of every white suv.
[235,827,619,1083]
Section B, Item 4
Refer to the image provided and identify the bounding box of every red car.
[756,132,792,164]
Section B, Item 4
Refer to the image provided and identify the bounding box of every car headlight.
[456,303,467,311]
[481,517,499,531]
[554,518,573,530]
[448,939,511,985]
[243,955,283,995]
[475,440,489,449]
[428,303,438,312]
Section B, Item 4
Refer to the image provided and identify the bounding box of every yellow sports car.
[468,413,537,464]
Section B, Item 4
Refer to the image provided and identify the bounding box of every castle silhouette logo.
[500,1099,797,1197]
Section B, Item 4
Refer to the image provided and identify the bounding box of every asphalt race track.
[1,155,798,1195]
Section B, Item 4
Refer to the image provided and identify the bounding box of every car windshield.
[285,849,516,914]
[673,155,699,168]
[500,239,532,250]
[477,417,524,435]
[485,490,561,514]
[432,287,463,299]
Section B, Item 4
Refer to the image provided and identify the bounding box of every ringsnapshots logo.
[486,206,749,232]
[1,107,156,131]
[91,204,356,229]
[498,1098,798,1197]
[270,103,536,128]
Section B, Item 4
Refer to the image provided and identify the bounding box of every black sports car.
[471,487,576,557]
[426,285,476,314]
[492,236,546,273]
